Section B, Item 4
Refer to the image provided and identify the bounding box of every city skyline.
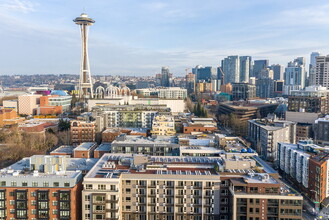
[1,0,329,75]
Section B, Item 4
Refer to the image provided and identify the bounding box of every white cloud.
[0,0,36,13]
[273,3,329,26]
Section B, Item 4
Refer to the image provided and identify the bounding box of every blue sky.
[1,0,329,76]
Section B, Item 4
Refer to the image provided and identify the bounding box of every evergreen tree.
[71,93,78,108]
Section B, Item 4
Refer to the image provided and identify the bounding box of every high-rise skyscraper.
[309,52,320,86]
[221,56,240,84]
[269,64,284,80]
[74,13,95,99]
[284,57,306,89]
[185,72,195,94]
[253,59,269,79]
[315,55,329,89]
[192,65,217,82]
[161,67,171,87]
[239,56,252,82]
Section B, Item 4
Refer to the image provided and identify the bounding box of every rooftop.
[85,154,222,179]
[0,156,83,182]
[51,145,74,154]
[95,143,111,152]
[74,142,97,151]
[113,135,178,145]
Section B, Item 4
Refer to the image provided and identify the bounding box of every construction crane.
[185,68,190,75]
[218,67,225,85]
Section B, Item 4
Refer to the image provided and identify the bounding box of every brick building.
[70,120,96,144]
[0,155,83,220]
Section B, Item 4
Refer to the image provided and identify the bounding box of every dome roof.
[51,90,68,96]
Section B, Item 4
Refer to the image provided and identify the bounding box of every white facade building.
[18,94,42,115]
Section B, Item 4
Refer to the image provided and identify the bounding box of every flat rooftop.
[51,145,74,154]
[74,142,97,151]
[95,143,111,152]
[85,154,223,179]
[0,157,81,181]
[180,146,224,154]
[113,135,177,145]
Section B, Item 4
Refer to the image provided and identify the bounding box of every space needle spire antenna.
[73,13,95,100]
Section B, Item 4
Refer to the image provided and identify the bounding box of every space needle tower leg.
[74,13,95,101]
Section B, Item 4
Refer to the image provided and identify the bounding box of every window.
[22,182,28,187]
[37,191,48,200]
[85,204,90,210]
[52,201,58,206]
[60,211,70,218]
[85,184,93,190]
[16,201,26,209]
[38,201,48,209]
[64,182,70,187]
[0,182,5,187]
[38,210,49,219]
[60,201,70,209]
[59,192,70,201]
[0,191,5,200]
[32,182,38,187]
[10,181,16,187]
[53,182,59,187]
[94,195,105,202]
[43,182,49,187]
[98,184,106,190]
[52,209,58,215]
[16,191,27,200]
[16,210,27,218]
[85,195,90,201]
[52,192,58,197]
[9,200,15,205]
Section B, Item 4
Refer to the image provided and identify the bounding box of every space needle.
[74,13,95,100]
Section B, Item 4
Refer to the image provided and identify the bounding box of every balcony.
[106,207,119,212]
[106,199,118,203]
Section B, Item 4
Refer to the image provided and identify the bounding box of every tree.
[58,119,70,132]
[71,93,78,109]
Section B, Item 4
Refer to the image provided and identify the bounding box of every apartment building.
[0,155,83,220]
[73,142,98,158]
[248,118,296,161]
[229,173,303,220]
[288,85,329,114]
[158,87,187,99]
[231,83,256,101]
[92,105,170,130]
[111,134,179,156]
[183,118,217,134]
[70,120,96,144]
[151,115,176,136]
[314,115,329,146]
[278,140,329,204]
[82,154,221,220]
[315,55,329,89]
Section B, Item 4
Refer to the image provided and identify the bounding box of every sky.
[1,0,329,76]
